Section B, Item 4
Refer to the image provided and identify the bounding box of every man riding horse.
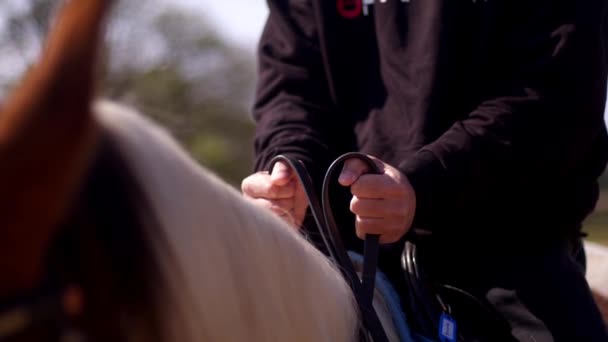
[242,0,608,340]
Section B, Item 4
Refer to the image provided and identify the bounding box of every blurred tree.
[0,0,256,186]
[103,6,257,185]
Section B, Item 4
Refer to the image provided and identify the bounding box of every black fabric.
[252,0,608,244]
[251,1,608,340]
[407,236,608,342]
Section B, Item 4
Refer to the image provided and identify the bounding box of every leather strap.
[269,153,389,342]
[321,153,381,310]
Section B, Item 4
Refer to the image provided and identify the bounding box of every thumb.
[270,161,293,186]
[338,158,371,186]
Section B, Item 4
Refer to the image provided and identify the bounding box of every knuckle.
[243,173,273,197]
[284,182,296,196]
[345,158,365,171]
[270,198,286,209]
[267,186,278,198]
[241,177,254,194]
[271,183,289,199]
[357,175,379,197]
[350,196,362,213]
[350,179,365,196]
[241,181,249,194]
[356,216,373,232]
[350,182,359,195]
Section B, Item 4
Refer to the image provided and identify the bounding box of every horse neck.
[94,100,360,342]
[585,241,608,323]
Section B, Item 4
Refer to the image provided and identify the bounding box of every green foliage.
[0,0,257,187]
[102,5,258,186]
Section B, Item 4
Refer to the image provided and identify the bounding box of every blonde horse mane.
[93,99,360,342]
[585,241,608,323]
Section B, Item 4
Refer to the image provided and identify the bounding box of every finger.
[350,174,384,198]
[351,174,408,198]
[270,161,293,186]
[351,197,384,217]
[250,198,294,216]
[338,158,371,186]
[275,207,295,221]
[242,172,296,199]
[280,210,300,229]
[350,196,410,218]
[354,217,406,243]
[365,155,386,171]
[246,197,273,210]
[354,216,385,238]
[264,203,298,228]
[293,180,309,226]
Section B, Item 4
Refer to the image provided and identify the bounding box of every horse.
[1,1,606,341]
[0,1,414,341]
[586,241,608,324]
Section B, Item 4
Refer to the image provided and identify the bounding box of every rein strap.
[269,153,389,342]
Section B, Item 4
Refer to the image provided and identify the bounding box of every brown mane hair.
[44,135,166,342]
[0,1,170,340]
[0,0,111,297]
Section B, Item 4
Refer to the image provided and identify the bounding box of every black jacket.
[251,0,608,249]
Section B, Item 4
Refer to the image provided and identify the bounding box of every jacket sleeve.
[252,0,347,179]
[399,1,608,232]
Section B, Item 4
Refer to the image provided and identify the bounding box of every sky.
[172,0,269,51]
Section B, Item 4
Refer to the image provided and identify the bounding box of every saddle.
[269,153,515,342]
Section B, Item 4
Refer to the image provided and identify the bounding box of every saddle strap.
[269,153,389,342]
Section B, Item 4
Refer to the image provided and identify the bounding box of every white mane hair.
[585,241,608,299]
[92,99,360,342]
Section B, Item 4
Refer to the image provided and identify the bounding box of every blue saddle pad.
[348,251,437,342]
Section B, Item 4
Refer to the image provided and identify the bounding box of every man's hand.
[241,161,308,228]
[338,156,416,244]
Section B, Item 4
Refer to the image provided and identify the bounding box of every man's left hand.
[338,155,416,244]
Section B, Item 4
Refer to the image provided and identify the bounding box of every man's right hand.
[241,161,308,228]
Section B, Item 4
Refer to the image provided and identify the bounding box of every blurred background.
[0,0,606,247]
[0,0,262,185]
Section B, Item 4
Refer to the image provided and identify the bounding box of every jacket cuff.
[398,150,448,232]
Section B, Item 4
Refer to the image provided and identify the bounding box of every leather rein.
[268,152,390,342]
